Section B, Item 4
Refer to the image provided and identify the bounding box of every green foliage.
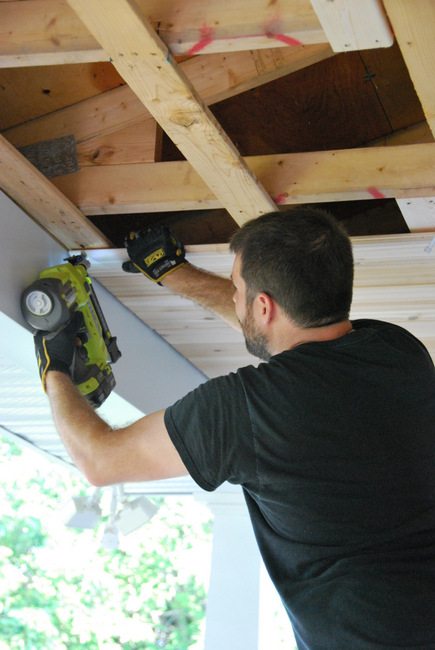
[0,433,211,649]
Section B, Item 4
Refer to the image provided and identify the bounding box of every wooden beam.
[383,0,435,138]
[52,143,435,215]
[3,44,334,167]
[1,0,326,67]
[310,0,393,52]
[67,0,276,225]
[0,135,110,249]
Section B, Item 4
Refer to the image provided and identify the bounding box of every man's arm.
[162,263,240,331]
[46,372,188,487]
[123,226,240,331]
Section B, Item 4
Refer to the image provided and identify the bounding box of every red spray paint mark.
[274,192,288,205]
[266,31,302,46]
[186,25,215,56]
[367,186,385,199]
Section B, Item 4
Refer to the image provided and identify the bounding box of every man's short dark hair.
[229,207,354,328]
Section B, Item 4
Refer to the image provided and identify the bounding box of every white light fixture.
[115,493,158,535]
[65,488,102,529]
[100,524,120,550]
[100,486,120,550]
[64,485,159,549]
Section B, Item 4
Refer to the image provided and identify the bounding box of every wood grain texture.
[0,0,326,67]
[0,62,123,131]
[3,44,334,167]
[52,143,435,215]
[0,134,110,249]
[67,0,276,223]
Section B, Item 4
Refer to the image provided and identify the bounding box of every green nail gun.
[21,254,121,408]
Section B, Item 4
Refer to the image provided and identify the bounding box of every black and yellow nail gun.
[21,254,121,407]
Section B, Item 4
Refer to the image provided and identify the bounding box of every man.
[35,207,435,649]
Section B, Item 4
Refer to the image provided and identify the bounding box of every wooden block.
[310,0,393,51]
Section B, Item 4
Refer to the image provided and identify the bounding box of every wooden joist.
[310,0,393,52]
[67,0,276,225]
[52,143,435,215]
[3,44,334,168]
[0,134,110,249]
[1,0,326,67]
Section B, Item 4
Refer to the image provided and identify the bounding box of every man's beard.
[240,302,271,361]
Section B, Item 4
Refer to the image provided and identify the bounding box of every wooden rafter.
[0,135,110,249]
[3,44,334,168]
[1,0,326,67]
[52,143,435,215]
[67,0,276,225]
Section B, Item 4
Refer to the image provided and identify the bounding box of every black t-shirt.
[165,320,435,649]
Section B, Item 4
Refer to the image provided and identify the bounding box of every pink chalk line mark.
[367,186,386,199]
[186,25,215,56]
[274,192,288,205]
[266,31,303,47]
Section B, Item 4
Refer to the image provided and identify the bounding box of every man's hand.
[122,225,187,283]
[34,312,83,390]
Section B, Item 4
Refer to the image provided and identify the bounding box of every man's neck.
[273,319,353,355]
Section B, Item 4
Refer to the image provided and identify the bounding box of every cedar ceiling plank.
[383,0,435,138]
[51,143,435,215]
[1,0,326,67]
[0,62,124,131]
[67,0,276,225]
[359,41,426,132]
[309,0,393,52]
[0,134,111,249]
[76,234,435,375]
[3,44,334,157]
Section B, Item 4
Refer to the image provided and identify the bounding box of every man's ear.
[254,292,275,324]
